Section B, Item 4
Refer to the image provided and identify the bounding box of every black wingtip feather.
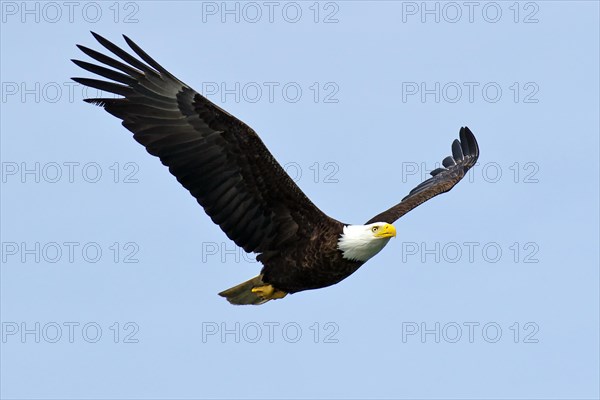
[83,98,110,107]
[451,139,463,160]
[72,59,137,86]
[467,127,479,159]
[90,31,106,44]
[89,31,154,75]
[442,156,456,168]
[410,126,479,196]
[72,77,132,97]
[459,126,479,161]
[459,128,471,156]
[122,34,175,78]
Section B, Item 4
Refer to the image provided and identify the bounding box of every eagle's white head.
[337,222,396,262]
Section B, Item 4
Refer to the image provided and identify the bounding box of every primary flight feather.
[72,32,480,305]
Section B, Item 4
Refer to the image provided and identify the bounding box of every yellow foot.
[251,284,288,300]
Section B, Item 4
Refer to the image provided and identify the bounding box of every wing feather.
[366,127,479,224]
[72,32,337,255]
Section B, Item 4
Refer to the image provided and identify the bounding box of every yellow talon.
[251,285,274,297]
[251,284,288,300]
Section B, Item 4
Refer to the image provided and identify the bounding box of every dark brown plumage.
[72,32,479,305]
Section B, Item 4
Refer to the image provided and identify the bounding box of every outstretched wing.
[366,127,479,224]
[72,32,335,254]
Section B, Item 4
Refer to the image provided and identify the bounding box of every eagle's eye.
[371,226,379,232]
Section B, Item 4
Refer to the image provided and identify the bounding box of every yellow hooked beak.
[374,223,396,238]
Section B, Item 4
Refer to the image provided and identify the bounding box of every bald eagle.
[72,32,480,305]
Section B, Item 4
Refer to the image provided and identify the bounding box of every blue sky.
[1,1,598,399]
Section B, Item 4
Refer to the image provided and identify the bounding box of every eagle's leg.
[251,284,288,300]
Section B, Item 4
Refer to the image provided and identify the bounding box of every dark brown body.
[258,221,363,293]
